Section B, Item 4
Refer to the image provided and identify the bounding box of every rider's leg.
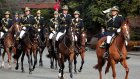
[104,35,112,58]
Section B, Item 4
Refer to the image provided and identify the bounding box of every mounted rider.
[102,6,124,59]
[47,11,60,55]
[72,11,84,41]
[0,11,13,38]
[19,7,35,39]
[12,11,21,23]
[49,11,60,43]
[34,10,45,31]
[55,5,72,52]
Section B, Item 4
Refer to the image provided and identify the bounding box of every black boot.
[54,41,58,53]
[103,43,110,59]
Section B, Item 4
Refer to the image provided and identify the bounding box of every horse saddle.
[100,36,116,48]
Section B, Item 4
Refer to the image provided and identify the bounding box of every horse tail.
[93,59,106,70]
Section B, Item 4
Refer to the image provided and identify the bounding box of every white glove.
[52,31,56,34]
[38,29,41,32]
[22,27,26,30]
[5,29,8,32]
[117,28,121,33]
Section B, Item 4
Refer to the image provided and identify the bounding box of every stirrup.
[100,42,106,48]
[103,51,109,59]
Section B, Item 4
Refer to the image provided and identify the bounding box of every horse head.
[120,20,130,41]
[29,27,38,40]
[8,22,22,37]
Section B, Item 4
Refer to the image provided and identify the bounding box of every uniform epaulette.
[41,16,44,18]
[67,14,71,16]
[79,18,83,20]
[118,15,122,16]
[2,18,5,20]
[50,18,54,21]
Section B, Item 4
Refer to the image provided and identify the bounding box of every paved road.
[0,48,140,79]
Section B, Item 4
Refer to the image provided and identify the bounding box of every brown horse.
[74,30,86,72]
[58,26,75,79]
[1,22,22,68]
[94,20,130,79]
[37,27,49,66]
[20,26,39,74]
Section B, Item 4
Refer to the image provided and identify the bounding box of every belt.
[107,27,118,31]
[24,24,31,26]
[61,24,67,27]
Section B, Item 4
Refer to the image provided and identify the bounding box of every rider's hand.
[5,29,8,32]
[38,29,41,32]
[117,28,121,33]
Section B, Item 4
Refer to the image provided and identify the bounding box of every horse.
[74,30,86,73]
[1,22,22,68]
[57,26,75,79]
[36,26,49,66]
[20,26,39,74]
[94,20,130,79]
[47,35,59,69]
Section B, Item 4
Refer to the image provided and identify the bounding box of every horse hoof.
[39,63,43,67]
[58,73,61,78]
[21,69,25,73]
[15,66,19,70]
[78,69,81,72]
[8,65,12,69]
[59,77,64,79]
[70,74,73,78]
[29,72,32,74]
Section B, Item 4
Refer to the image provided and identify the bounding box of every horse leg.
[55,57,58,70]
[105,61,111,74]
[111,59,117,79]
[32,50,37,71]
[6,48,12,69]
[21,52,25,72]
[58,56,64,79]
[12,47,17,63]
[74,54,77,73]
[30,52,33,66]
[26,50,32,74]
[1,50,6,68]
[120,59,129,79]
[94,58,103,79]
[39,48,44,66]
[69,52,74,78]
[78,49,85,72]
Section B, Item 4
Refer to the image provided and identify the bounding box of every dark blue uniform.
[12,17,21,23]
[49,17,60,33]
[1,18,13,32]
[72,18,84,32]
[21,14,34,26]
[106,15,124,35]
[34,16,45,29]
[59,13,72,32]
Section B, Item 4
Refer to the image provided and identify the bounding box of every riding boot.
[103,43,110,59]
[54,41,58,54]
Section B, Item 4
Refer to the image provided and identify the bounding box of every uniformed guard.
[48,11,60,53]
[49,11,60,40]
[103,6,124,59]
[34,10,45,31]
[0,11,13,38]
[19,7,34,39]
[72,11,84,41]
[55,5,72,41]
[12,11,21,23]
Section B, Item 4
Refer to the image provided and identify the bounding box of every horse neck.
[115,31,125,49]
[81,32,86,46]
[64,31,74,47]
